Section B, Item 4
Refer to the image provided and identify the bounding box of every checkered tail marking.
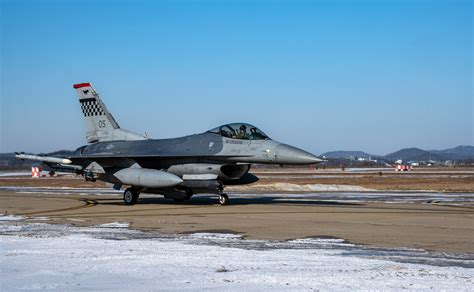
[80,98,105,117]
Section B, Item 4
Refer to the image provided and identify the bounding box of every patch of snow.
[0,215,25,221]
[231,183,373,192]
[226,192,474,205]
[28,217,49,221]
[0,186,122,196]
[307,184,372,191]
[0,171,32,177]
[96,222,130,228]
[0,222,473,291]
[187,233,243,240]
[288,237,356,248]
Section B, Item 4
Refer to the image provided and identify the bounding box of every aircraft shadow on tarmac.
[99,196,362,207]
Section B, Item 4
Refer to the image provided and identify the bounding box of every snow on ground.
[0,171,32,177]
[0,186,120,196]
[1,221,473,291]
[230,182,373,192]
[240,192,474,204]
[96,222,130,228]
[0,215,26,221]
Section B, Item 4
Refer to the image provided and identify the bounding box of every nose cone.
[274,144,323,165]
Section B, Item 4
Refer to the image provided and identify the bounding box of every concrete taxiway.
[1,187,473,253]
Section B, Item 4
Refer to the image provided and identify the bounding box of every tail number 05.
[98,120,106,128]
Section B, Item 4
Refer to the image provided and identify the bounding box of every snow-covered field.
[230,182,374,192]
[0,171,32,177]
[1,217,473,291]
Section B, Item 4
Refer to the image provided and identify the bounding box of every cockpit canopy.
[208,123,270,140]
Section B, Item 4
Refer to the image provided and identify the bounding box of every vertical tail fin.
[73,83,145,143]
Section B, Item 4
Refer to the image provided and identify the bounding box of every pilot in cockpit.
[235,124,249,139]
[250,127,259,139]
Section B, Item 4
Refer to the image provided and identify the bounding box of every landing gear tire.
[218,193,229,206]
[124,188,139,205]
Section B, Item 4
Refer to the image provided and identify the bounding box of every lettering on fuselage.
[225,140,244,145]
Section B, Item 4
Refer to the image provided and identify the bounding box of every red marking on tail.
[73,83,91,89]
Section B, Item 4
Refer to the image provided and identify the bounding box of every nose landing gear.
[218,193,229,206]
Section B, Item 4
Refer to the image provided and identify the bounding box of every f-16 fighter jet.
[17,83,322,205]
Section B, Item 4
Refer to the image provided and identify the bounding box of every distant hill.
[321,145,474,163]
[430,145,474,160]
[0,153,32,169]
[385,148,443,162]
[386,146,474,162]
[46,150,75,157]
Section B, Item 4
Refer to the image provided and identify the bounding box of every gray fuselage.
[72,131,320,170]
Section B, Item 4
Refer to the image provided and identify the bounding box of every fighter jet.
[16,83,322,205]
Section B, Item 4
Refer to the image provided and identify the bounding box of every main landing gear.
[173,190,194,203]
[122,187,229,206]
[123,187,139,205]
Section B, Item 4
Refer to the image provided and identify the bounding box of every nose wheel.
[218,193,229,206]
[124,187,139,205]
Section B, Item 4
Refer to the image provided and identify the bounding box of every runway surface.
[2,185,474,204]
[0,187,473,253]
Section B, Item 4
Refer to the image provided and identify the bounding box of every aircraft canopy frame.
[208,123,270,140]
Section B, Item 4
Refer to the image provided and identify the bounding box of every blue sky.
[1,0,472,155]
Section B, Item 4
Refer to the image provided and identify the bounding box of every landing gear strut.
[218,193,229,206]
[172,190,194,203]
[123,187,139,205]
